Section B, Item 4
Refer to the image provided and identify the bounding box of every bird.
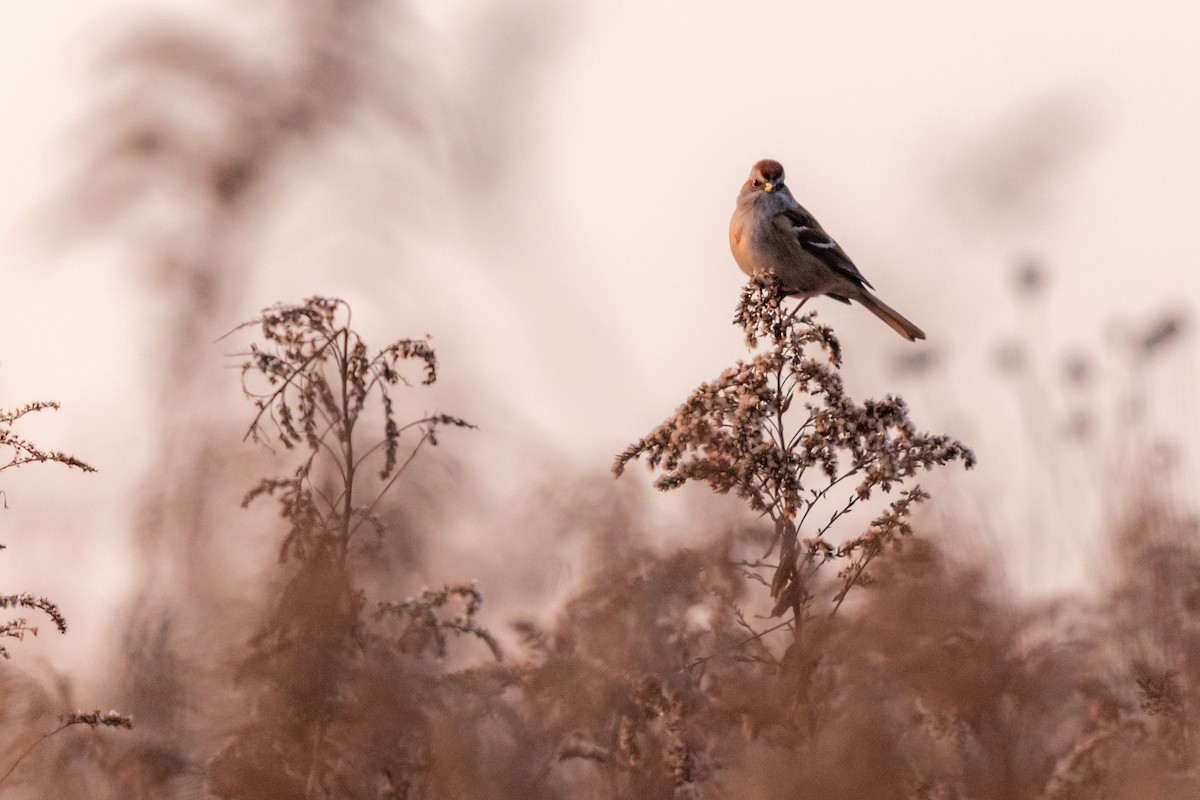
[729,159,925,341]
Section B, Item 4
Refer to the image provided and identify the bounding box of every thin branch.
[683,618,793,672]
[344,429,433,544]
[0,723,70,786]
[241,337,338,442]
[830,540,881,617]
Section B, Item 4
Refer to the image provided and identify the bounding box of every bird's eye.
[752,179,762,188]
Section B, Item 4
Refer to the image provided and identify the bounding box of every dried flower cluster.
[0,593,67,659]
[616,279,974,631]
[0,399,94,657]
[1,402,96,491]
[376,583,502,662]
[61,710,134,730]
[233,296,474,560]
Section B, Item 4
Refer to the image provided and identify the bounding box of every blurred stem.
[772,356,809,645]
[0,722,71,788]
[684,618,794,672]
[306,722,325,799]
[340,327,355,560]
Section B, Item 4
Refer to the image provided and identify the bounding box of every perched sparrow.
[729,159,925,341]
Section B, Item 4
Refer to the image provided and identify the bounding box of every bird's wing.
[776,206,874,290]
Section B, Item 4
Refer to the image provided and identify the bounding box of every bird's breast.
[729,202,836,297]
[729,205,763,279]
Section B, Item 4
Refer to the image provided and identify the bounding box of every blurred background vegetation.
[1,1,1199,797]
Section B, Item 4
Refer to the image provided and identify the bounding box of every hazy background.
[2,0,1199,682]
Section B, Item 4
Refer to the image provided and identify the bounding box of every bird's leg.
[782,297,810,326]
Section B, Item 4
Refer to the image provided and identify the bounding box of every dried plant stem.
[684,618,794,672]
[340,380,356,551]
[0,723,70,787]
[345,429,433,543]
[0,710,132,789]
[306,723,325,800]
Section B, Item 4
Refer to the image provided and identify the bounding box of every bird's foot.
[782,298,809,326]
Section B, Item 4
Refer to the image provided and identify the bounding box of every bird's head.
[739,159,789,202]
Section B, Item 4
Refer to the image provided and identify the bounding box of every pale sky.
[3,1,1200,671]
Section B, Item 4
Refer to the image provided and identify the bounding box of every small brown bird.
[729,159,925,341]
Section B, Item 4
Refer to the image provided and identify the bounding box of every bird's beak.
[762,182,775,192]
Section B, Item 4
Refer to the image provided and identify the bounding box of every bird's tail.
[853,289,926,341]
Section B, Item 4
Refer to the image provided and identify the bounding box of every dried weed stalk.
[233,295,473,561]
[616,280,974,640]
[213,296,489,799]
[0,400,95,657]
[0,398,130,791]
[1,401,95,494]
[0,709,133,788]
